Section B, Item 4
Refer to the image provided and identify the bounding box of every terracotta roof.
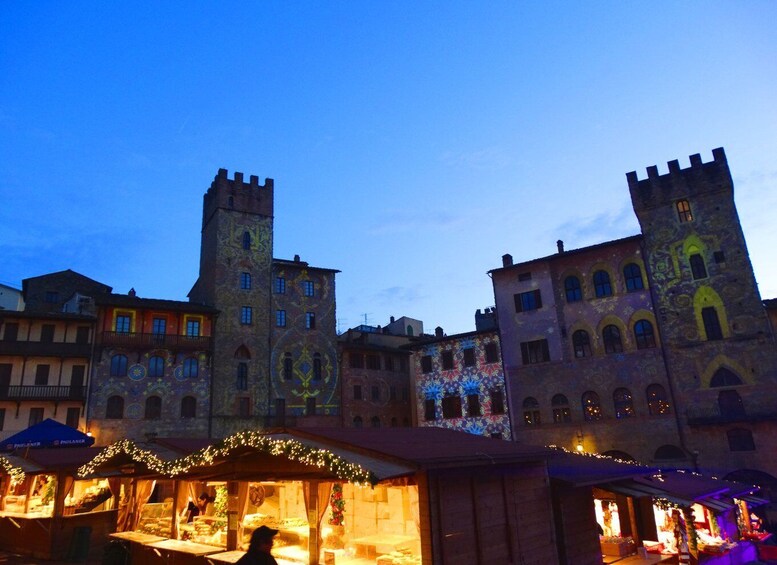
[93,294,218,313]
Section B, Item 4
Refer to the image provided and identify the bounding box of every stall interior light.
[576,431,584,452]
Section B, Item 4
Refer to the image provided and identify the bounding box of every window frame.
[593,270,613,298]
[702,307,723,340]
[240,272,252,290]
[690,253,708,280]
[520,339,550,364]
[634,320,656,349]
[305,312,316,330]
[602,325,623,354]
[564,276,582,302]
[514,289,542,313]
[572,330,592,358]
[676,199,693,222]
[110,354,128,377]
[623,263,644,292]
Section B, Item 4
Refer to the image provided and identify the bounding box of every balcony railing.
[0,341,92,357]
[685,407,777,426]
[99,332,212,351]
[0,385,87,402]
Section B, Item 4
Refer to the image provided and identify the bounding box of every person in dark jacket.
[236,525,279,565]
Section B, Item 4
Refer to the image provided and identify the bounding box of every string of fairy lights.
[0,456,26,486]
[76,431,377,486]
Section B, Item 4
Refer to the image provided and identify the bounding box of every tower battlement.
[202,168,274,228]
[627,148,733,210]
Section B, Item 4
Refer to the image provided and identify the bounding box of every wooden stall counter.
[109,531,167,544]
[206,550,247,564]
[350,534,417,559]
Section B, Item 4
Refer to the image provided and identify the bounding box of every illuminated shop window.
[582,391,603,421]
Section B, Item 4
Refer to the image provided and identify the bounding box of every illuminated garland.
[77,432,378,486]
[77,439,170,477]
[0,456,25,486]
[547,445,647,467]
[329,483,345,525]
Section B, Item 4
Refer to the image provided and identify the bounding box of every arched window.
[234,345,251,359]
[719,390,746,419]
[552,394,571,423]
[710,368,742,387]
[236,362,248,390]
[406,325,414,336]
[702,307,723,340]
[602,325,623,353]
[145,396,162,419]
[283,353,293,381]
[565,276,582,302]
[593,270,612,297]
[353,416,363,428]
[623,263,644,291]
[242,231,251,250]
[181,396,196,418]
[148,356,165,378]
[646,384,671,415]
[572,330,591,358]
[634,320,656,349]
[110,354,128,377]
[727,428,755,451]
[313,353,322,380]
[690,254,707,279]
[522,397,540,426]
[106,396,124,419]
[370,416,381,428]
[183,358,198,378]
[613,388,634,419]
[582,391,603,421]
[654,445,686,460]
[676,199,693,222]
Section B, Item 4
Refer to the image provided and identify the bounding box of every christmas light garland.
[0,456,25,486]
[77,431,377,486]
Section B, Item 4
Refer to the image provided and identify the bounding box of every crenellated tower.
[628,148,777,475]
[190,169,275,437]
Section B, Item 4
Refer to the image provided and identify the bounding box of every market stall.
[81,427,562,565]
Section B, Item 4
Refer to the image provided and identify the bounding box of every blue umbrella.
[0,418,95,451]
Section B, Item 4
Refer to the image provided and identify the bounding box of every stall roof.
[545,450,657,487]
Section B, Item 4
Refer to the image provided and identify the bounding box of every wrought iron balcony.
[99,331,212,351]
[0,385,87,402]
[0,340,91,357]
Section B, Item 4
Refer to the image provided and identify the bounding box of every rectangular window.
[353,385,362,400]
[467,394,481,417]
[702,307,724,340]
[366,354,380,370]
[690,254,708,280]
[424,399,436,421]
[275,277,286,294]
[484,342,499,363]
[490,390,505,414]
[236,363,248,390]
[303,280,315,297]
[441,350,454,371]
[520,339,550,364]
[3,322,19,342]
[29,407,44,427]
[514,289,542,312]
[240,272,252,290]
[371,385,380,401]
[186,319,201,337]
[0,408,5,431]
[115,315,131,334]
[463,348,476,367]
[35,364,50,386]
[676,199,693,222]
[238,397,250,418]
[420,355,433,373]
[276,310,287,327]
[442,394,462,419]
[76,326,90,344]
[714,251,726,264]
[306,397,316,416]
[66,407,80,428]
[349,353,363,369]
[241,306,253,325]
[40,324,55,343]
[152,318,166,335]
[518,272,532,282]
[45,291,59,303]
[305,312,316,329]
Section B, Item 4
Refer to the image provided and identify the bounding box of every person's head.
[249,525,279,554]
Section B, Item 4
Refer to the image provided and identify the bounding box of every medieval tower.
[189,170,275,437]
[628,148,777,477]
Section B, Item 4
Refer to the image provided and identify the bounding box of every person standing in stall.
[236,525,280,565]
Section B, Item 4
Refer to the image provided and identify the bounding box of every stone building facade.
[409,328,511,439]
[87,293,216,443]
[491,148,777,480]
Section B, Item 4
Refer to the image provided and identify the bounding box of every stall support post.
[227,481,239,550]
[308,481,320,565]
[171,480,181,540]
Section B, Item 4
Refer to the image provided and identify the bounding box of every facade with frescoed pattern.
[409,328,511,439]
[491,148,777,481]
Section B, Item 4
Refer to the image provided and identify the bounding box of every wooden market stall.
[83,427,566,565]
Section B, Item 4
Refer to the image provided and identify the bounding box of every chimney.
[128,288,136,297]
[293,254,300,262]
[557,240,564,254]
[502,254,513,267]
[435,326,444,338]
[390,316,395,323]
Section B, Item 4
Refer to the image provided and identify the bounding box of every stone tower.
[189,169,275,437]
[628,148,777,475]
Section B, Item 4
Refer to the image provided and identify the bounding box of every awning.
[0,419,95,451]
[736,494,770,508]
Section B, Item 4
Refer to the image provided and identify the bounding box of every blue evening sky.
[2,2,776,335]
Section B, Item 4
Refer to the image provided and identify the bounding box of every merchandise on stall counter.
[136,502,173,537]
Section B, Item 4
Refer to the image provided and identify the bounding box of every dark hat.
[253,525,279,541]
